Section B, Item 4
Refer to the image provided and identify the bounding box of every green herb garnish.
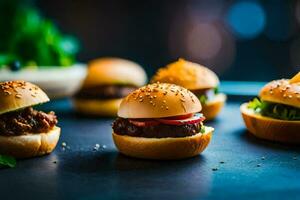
[214,86,219,94]
[199,95,208,104]
[0,5,79,68]
[200,126,206,134]
[0,155,16,168]
[248,98,300,121]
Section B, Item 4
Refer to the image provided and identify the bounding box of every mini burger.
[0,80,60,158]
[151,59,226,120]
[241,72,300,144]
[112,83,214,160]
[73,57,147,116]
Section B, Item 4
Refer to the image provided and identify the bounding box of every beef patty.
[112,118,202,138]
[0,107,58,136]
[75,85,137,100]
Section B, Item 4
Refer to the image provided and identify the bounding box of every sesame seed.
[288,95,292,98]
[15,94,22,98]
[4,91,11,96]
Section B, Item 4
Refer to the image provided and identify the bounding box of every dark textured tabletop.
[1,92,300,199]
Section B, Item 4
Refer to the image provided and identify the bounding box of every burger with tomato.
[151,58,226,120]
[241,72,300,144]
[112,83,214,160]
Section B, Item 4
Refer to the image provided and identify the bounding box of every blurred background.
[0,0,299,83]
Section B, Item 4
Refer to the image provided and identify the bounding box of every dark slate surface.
[1,99,300,200]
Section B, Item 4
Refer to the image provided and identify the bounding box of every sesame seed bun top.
[83,57,147,88]
[118,83,202,119]
[0,81,49,115]
[151,58,219,90]
[259,79,300,108]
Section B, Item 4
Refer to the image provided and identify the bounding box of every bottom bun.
[0,126,61,158]
[112,126,213,160]
[202,93,226,120]
[73,98,122,117]
[241,103,300,144]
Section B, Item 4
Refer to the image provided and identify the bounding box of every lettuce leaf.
[200,126,206,134]
[0,155,16,168]
[214,86,219,94]
[199,95,208,104]
[248,98,300,120]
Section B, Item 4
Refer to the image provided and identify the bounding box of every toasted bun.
[118,83,202,118]
[0,126,60,158]
[112,126,213,160]
[83,57,147,88]
[73,98,122,117]
[151,58,219,90]
[259,79,300,108]
[241,103,300,144]
[202,93,226,120]
[0,81,49,115]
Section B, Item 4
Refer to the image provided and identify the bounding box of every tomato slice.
[129,119,160,127]
[157,113,205,125]
[164,113,194,120]
[128,113,204,127]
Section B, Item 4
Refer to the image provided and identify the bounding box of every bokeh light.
[186,23,222,60]
[264,0,291,41]
[186,0,225,22]
[226,1,266,39]
[295,0,300,25]
[290,37,300,71]
[168,8,236,74]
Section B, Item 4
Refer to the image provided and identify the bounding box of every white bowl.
[0,64,87,99]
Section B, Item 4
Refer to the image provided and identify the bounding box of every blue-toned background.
[1,0,299,80]
[33,0,300,81]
